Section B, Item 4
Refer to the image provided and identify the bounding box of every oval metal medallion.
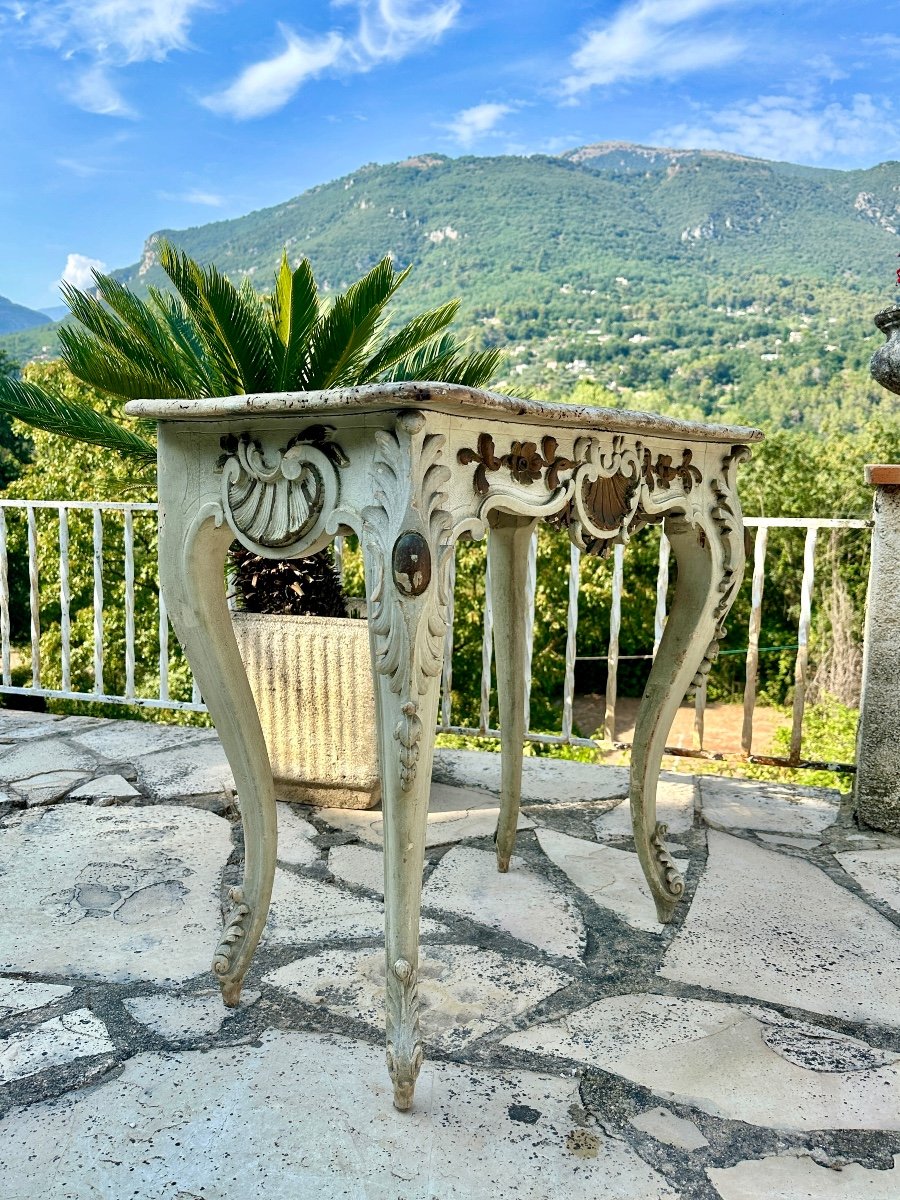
[392,531,432,597]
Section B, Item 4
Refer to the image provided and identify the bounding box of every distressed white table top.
[126,381,764,444]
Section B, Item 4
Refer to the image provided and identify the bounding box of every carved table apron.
[127,382,762,1111]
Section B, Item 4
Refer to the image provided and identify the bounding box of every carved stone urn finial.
[871,305,900,396]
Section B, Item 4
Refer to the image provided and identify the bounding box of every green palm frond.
[303,257,408,389]
[388,334,503,389]
[359,300,460,383]
[147,288,229,397]
[158,241,273,393]
[437,347,505,388]
[0,375,156,462]
[60,282,190,398]
[270,253,319,390]
[58,324,192,400]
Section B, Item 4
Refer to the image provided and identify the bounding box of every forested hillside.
[4,143,897,441]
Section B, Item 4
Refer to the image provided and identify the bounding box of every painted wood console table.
[127,382,762,1110]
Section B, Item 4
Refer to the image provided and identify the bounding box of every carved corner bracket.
[216,424,347,558]
[457,430,706,555]
[363,411,454,792]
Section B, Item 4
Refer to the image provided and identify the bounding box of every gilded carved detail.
[216,425,346,557]
[457,431,706,552]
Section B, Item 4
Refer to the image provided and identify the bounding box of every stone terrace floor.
[1,710,900,1199]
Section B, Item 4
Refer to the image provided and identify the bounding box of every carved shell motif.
[217,427,346,557]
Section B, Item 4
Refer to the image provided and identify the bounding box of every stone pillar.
[854,465,900,834]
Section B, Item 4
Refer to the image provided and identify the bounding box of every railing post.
[854,465,900,834]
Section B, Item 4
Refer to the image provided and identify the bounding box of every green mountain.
[0,294,54,335]
[4,143,899,431]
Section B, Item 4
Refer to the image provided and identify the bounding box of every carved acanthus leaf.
[212,886,250,979]
[363,412,454,789]
[651,823,685,901]
[385,957,424,1111]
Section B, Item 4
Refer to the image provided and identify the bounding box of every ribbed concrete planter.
[232,612,380,809]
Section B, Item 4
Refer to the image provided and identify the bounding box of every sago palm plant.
[0,242,502,615]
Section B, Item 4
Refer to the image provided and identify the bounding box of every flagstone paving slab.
[0,740,97,786]
[434,748,630,805]
[0,1030,678,1200]
[536,828,689,933]
[0,804,232,985]
[130,737,234,800]
[320,782,533,848]
[69,719,214,761]
[0,1009,114,1084]
[502,993,900,1131]
[659,830,900,1026]
[66,774,142,804]
[328,843,390,895]
[707,1153,900,1199]
[276,804,319,867]
[17,770,93,806]
[697,777,840,835]
[264,869,445,946]
[834,849,900,918]
[263,944,571,1051]
[629,1106,709,1151]
[124,990,260,1040]
[0,979,73,1018]
[593,777,696,839]
[421,846,586,959]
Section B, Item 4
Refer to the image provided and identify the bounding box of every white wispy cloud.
[564,0,742,95]
[4,0,211,115]
[657,92,900,166]
[203,26,344,119]
[444,102,514,148]
[68,64,136,118]
[159,187,225,206]
[60,252,107,290]
[351,0,460,63]
[204,1,460,120]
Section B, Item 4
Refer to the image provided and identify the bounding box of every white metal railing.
[0,500,871,771]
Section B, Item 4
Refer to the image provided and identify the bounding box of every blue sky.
[1,0,899,309]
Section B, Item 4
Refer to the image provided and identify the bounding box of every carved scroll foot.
[630,476,746,922]
[489,513,538,873]
[386,958,424,1111]
[157,428,278,1008]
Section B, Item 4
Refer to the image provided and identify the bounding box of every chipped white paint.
[660,831,900,1026]
[0,1008,114,1084]
[503,993,900,1131]
[264,944,570,1051]
[422,847,585,959]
